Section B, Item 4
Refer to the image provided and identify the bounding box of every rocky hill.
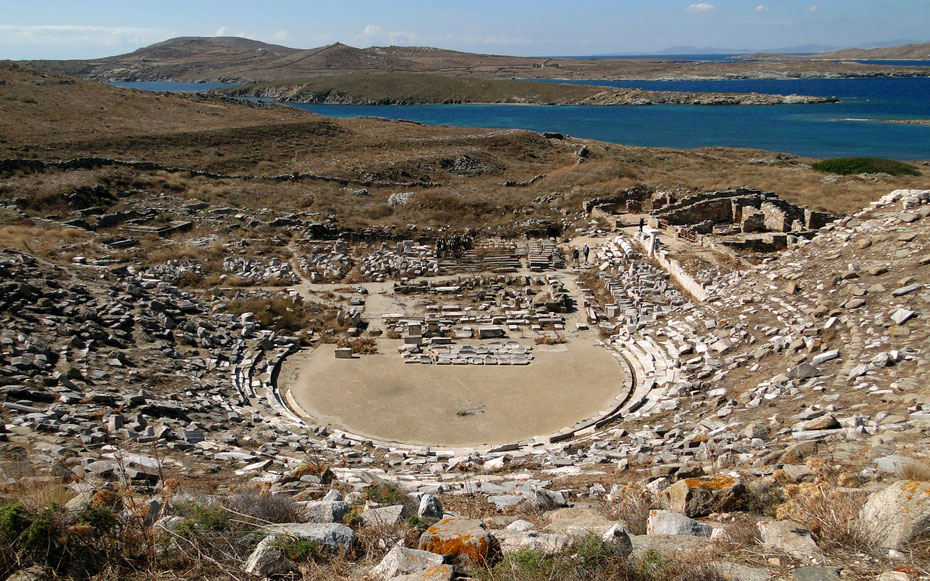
[19,36,930,82]
[812,42,930,60]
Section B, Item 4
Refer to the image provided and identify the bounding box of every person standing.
[639,218,645,232]
[572,247,580,268]
[582,243,590,264]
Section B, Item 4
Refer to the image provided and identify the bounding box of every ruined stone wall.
[653,188,835,233]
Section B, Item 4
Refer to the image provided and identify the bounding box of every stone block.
[661,474,747,517]
[860,480,930,550]
[419,517,495,569]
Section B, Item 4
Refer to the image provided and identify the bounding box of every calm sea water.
[112,78,930,160]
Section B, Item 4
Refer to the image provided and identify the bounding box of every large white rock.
[369,545,449,580]
[492,530,572,555]
[270,522,358,552]
[243,538,293,577]
[860,480,930,550]
[418,494,443,520]
[295,500,350,523]
[646,510,712,537]
[757,520,823,564]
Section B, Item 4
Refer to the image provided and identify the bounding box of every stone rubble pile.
[144,260,206,284]
[223,256,299,284]
[361,240,439,280]
[401,340,534,366]
[298,240,355,282]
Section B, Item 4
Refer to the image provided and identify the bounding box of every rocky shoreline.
[225,85,839,106]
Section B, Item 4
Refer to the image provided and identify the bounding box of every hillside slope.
[20,36,930,82]
[814,41,930,60]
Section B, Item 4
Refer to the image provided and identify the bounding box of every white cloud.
[359,24,382,39]
[808,4,819,12]
[213,26,258,40]
[356,24,420,45]
[0,24,169,49]
[687,3,716,13]
[272,29,288,41]
[755,5,770,12]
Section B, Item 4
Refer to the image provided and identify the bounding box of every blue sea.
[111,78,930,160]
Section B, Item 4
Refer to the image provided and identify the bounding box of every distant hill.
[19,36,930,83]
[745,41,930,61]
[811,42,930,60]
[21,37,547,83]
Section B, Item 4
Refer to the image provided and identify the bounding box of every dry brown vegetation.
[2,62,925,233]
[0,223,93,260]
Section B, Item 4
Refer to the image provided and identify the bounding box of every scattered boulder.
[661,474,747,517]
[369,545,451,580]
[492,529,572,556]
[646,510,712,537]
[295,500,350,524]
[859,480,930,550]
[269,523,358,553]
[363,504,406,527]
[243,538,293,577]
[791,566,841,581]
[757,520,824,564]
[418,517,496,569]
[418,494,443,520]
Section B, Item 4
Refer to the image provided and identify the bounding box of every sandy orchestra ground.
[281,339,628,447]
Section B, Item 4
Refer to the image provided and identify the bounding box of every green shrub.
[0,502,31,541]
[364,482,406,505]
[495,547,555,579]
[18,504,64,558]
[811,157,920,176]
[573,533,628,569]
[272,537,321,563]
[637,548,672,576]
[406,514,429,531]
[342,507,363,527]
[172,502,230,538]
[76,505,119,534]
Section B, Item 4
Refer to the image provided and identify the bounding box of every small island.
[219,72,838,106]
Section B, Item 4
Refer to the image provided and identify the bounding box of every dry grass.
[227,294,314,335]
[0,224,93,260]
[337,336,378,354]
[899,461,930,482]
[605,485,658,536]
[775,482,869,551]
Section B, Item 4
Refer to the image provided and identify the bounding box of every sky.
[1,0,928,60]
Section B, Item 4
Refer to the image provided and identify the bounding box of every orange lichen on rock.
[663,473,747,517]
[418,517,495,569]
[682,474,737,491]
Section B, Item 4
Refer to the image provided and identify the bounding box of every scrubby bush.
[363,482,407,505]
[342,507,364,527]
[223,491,299,524]
[811,157,920,176]
[227,294,314,335]
[480,534,727,581]
[172,502,230,538]
[0,500,143,578]
[272,537,321,563]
